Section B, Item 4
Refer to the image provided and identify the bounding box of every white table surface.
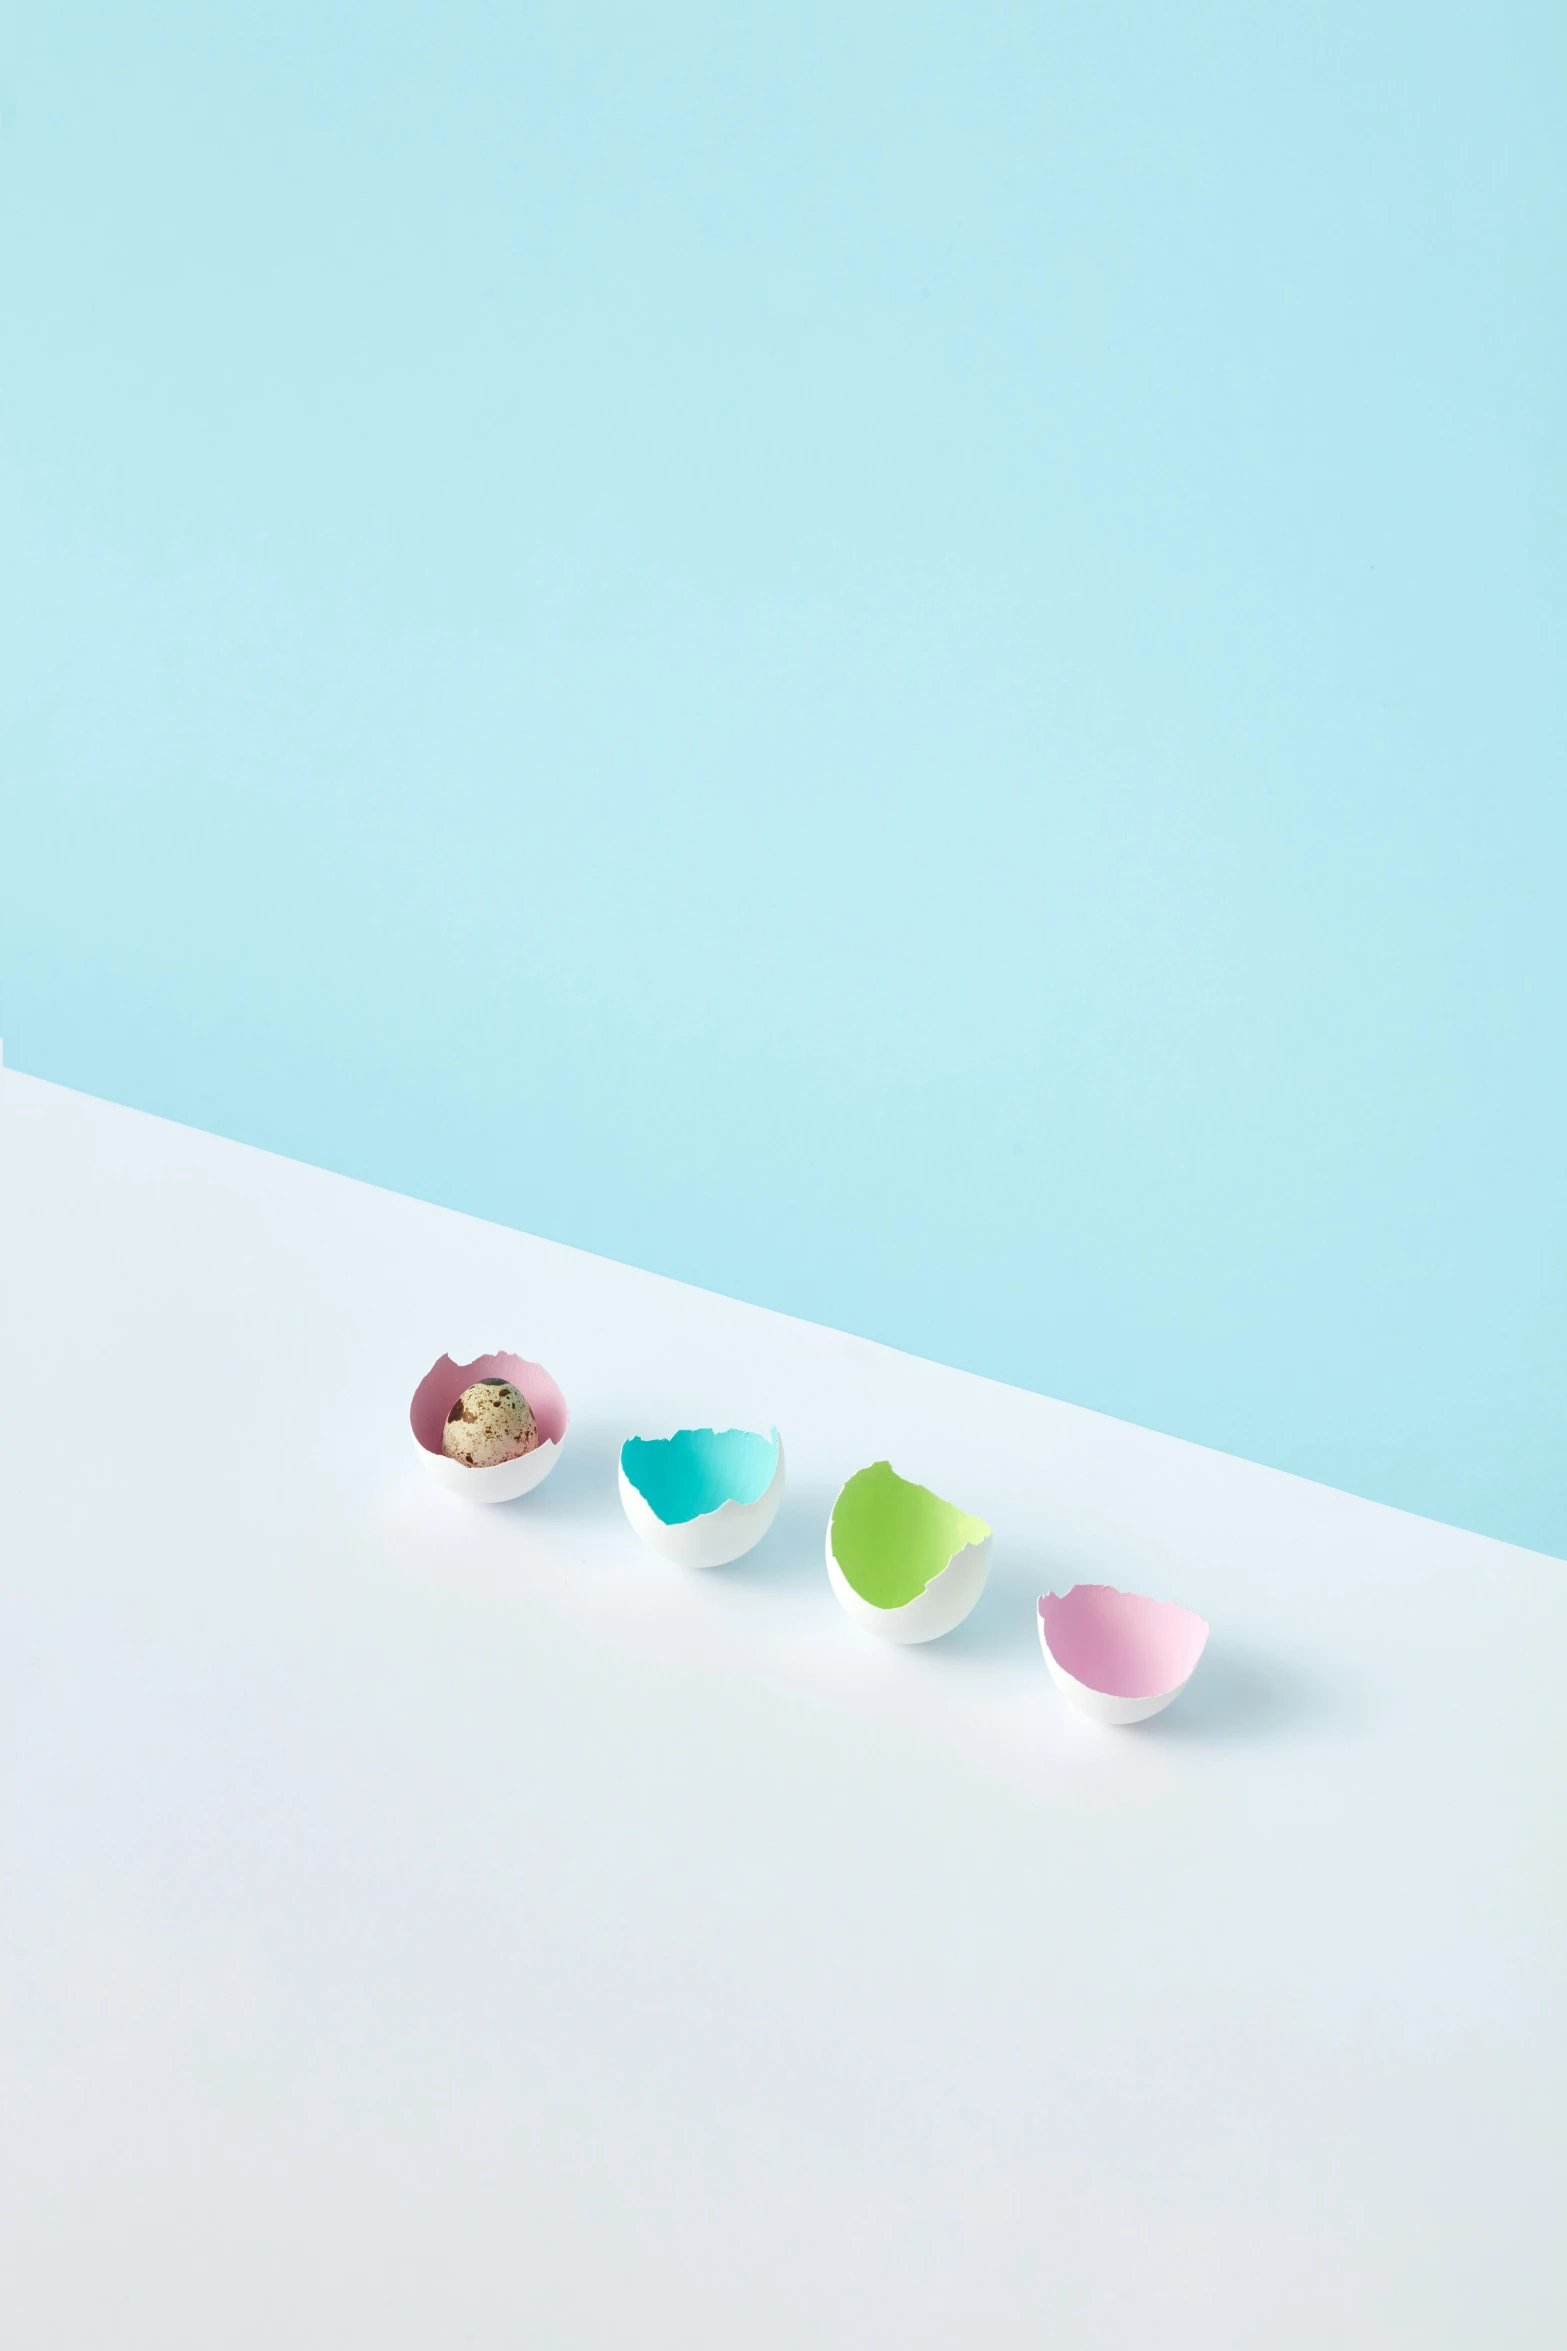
[1,1067,1562,2348]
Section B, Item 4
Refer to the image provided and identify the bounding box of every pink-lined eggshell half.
[1038,1584,1209,1724]
[409,1352,570,1502]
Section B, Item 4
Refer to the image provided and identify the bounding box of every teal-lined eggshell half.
[620,1427,781,1526]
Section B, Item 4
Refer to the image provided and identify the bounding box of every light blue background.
[3,3,1563,1555]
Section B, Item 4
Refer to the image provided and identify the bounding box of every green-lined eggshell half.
[825,1461,992,1643]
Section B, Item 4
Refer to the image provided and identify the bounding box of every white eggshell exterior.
[1036,1615,1195,1723]
[825,1525,992,1644]
[618,1437,786,1566]
[414,1431,564,1504]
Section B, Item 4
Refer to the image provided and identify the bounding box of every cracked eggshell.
[1038,1584,1209,1723]
[619,1426,785,1566]
[410,1352,569,1502]
[825,1460,992,1644]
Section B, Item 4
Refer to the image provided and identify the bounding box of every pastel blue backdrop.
[3,3,1563,1555]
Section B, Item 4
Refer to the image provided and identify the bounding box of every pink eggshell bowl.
[1038,1584,1209,1724]
[409,1352,570,1502]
